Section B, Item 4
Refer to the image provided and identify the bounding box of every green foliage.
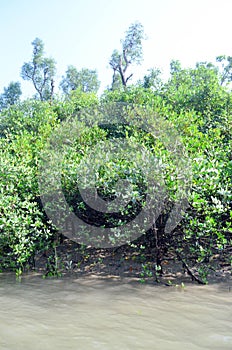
[0,52,231,279]
[0,100,59,270]
[139,68,163,91]
[0,134,54,270]
[166,99,232,267]
[0,99,58,137]
[53,89,99,121]
[101,73,231,278]
[183,145,231,260]
[0,93,102,271]
[0,81,22,111]
[60,66,100,94]
[162,61,232,136]
[40,102,192,248]
[101,85,172,117]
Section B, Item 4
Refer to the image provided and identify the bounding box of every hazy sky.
[1,0,232,97]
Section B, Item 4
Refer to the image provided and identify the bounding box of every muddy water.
[0,275,231,350]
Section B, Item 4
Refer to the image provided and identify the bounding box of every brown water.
[0,275,231,350]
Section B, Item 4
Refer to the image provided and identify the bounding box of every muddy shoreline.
[29,239,232,286]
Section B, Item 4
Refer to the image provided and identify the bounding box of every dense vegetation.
[0,23,231,282]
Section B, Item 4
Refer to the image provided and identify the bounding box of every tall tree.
[21,38,56,101]
[109,21,145,88]
[60,66,100,94]
[0,81,22,111]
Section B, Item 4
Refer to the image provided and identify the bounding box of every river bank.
[32,239,232,286]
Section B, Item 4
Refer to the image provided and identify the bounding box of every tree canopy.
[0,81,22,111]
[21,38,56,101]
[60,66,100,94]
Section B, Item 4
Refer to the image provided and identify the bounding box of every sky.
[0,0,232,98]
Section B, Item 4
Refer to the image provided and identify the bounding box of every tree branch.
[125,73,133,84]
[175,251,206,284]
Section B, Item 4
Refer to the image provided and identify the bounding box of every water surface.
[0,274,231,349]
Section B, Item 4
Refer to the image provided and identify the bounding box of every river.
[0,274,231,350]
